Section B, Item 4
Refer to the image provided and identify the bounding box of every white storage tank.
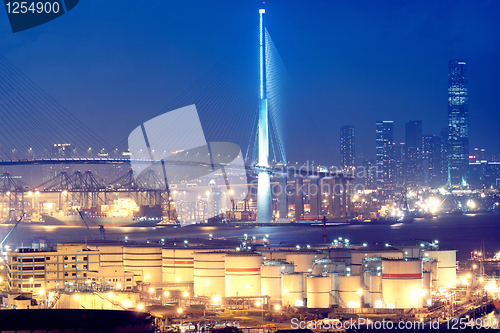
[423,271,431,298]
[363,272,372,304]
[381,258,423,309]
[282,272,304,307]
[327,272,338,306]
[261,260,294,301]
[351,245,403,275]
[123,246,162,283]
[311,259,344,275]
[260,251,287,261]
[423,250,456,289]
[327,249,352,266]
[306,275,331,308]
[194,252,226,298]
[162,248,195,283]
[225,253,262,297]
[423,258,438,290]
[89,245,123,267]
[368,273,382,308]
[285,251,324,273]
[337,274,362,308]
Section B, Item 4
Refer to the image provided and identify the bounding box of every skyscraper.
[340,125,355,171]
[376,121,394,187]
[447,60,469,186]
[405,120,423,186]
[422,134,442,187]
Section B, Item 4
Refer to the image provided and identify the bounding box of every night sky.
[1,0,499,166]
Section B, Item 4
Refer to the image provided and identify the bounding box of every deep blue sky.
[1,0,500,166]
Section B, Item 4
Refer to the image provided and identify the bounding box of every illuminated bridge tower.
[256,6,272,223]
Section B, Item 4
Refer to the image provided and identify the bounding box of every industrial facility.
[4,237,457,311]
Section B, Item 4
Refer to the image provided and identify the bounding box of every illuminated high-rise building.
[376,121,394,187]
[447,60,469,186]
[405,120,423,186]
[340,125,355,171]
[422,134,442,187]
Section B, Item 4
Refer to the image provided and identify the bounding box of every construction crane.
[76,209,95,240]
[0,214,24,251]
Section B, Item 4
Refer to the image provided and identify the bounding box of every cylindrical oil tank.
[285,251,324,273]
[260,251,287,261]
[162,248,195,283]
[423,258,438,289]
[306,275,331,308]
[337,274,362,308]
[363,272,372,304]
[423,271,431,296]
[326,272,338,306]
[327,249,352,266]
[194,252,225,297]
[282,272,304,307]
[381,258,423,309]
[311,259,344,275]
[351,246,403,275]
[261,260,294,300]
[89,245,123,266]
[225,253,262,297]
[123,246,162,283]
[286,251,324,297]
[423,250,456,289]
[400,246,422,258]
[369,274,382,308]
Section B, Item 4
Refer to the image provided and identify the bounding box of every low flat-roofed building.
[7,244,100,292]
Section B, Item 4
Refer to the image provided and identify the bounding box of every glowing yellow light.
[183,291,189,297]
[274,304,281,310]
[138,303,144,310]
[282,288,288,294]
[117,283,122,289]
[177,308,183,313]
[74,294,79,300]
[212,295,220,303]
[149,288,154,293]
[38,289,44,295]
[256,300,261,306]
[164,291,169,296]
[357,289,363,295]
[176,277,181,282]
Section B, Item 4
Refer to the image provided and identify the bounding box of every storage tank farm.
[381,258,424,309]
[261,260,294,301]
[88,237,456,312]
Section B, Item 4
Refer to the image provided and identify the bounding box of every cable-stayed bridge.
[0,7,354,223]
